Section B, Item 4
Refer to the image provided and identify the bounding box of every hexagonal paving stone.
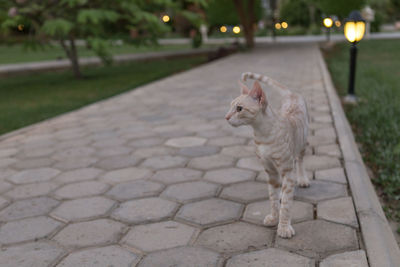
[151,168,202,184]
[204,168,256,184]
[106,180,163,201]
[295,180,347,204]
[141,156,188,170]
[111,197,177,224]
[13,157,55,170]
[57,245,139,267]
[0,197,9,210]
[0,180,13,194]
[0,216,63,245]
[220,181,269,203]
[276,220,358,258]
[52,219,125,248]
[5,182,58,200]
[304,155,341,171]
[315,144,341,158]
[95,155,141,170]
[52,147,95,161]
[8,168,60,184]
[307,135,336,147]
[320,250,368,267]
[96,146,131,158]
[53,168,103,184]
[166,137,207,148]
[188,154,236,170]
[54,181,109,199]
[315,168,347,184]
[123,221,198,252]
[179,146,220,157]
[100,167,152,184]
[244,200,313,225]
[0,158,16,168]
[0,241,65,267]
[0,148,18,157]
[53,157,98,170]
[195,222,274,254]
[161,181,219,203]
[133,146,174,158]
[51,196,116,222]
[0,197,59,222]
[317,197,358,228]
[176,198,243,227]
[207,136,247,146]
[226,248,314,267]
[221,145,255,158]
[129,137,165,148]
[138,246,222,267]
[237,157,264,171]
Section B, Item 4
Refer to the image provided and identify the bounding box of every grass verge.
[0,55,207,136]
[0,43,212,65]
[323,39,400,231]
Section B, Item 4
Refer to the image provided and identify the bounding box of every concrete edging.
[317,48,400,267]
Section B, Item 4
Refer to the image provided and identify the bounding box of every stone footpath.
[0,43,386,266]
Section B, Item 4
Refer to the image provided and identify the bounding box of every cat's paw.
[297,179,310,188]
[263,214,279,226]
[277,224,295,239]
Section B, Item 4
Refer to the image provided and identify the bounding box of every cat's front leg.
[263,167,280,226]
[277,171,296,238]
[296,150,310,187]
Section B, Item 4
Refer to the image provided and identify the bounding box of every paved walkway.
[0,43,388,266]
[0,47,219,76]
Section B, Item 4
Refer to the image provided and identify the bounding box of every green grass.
[0,43,207,65]
[0,56,207,135]
[323,39,400,225]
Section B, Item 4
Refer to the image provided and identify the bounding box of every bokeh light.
[220,26,227,33]
[275,23,281,30]
[233,26,241,34]
[162,15,170,23]
[281,22,288,29]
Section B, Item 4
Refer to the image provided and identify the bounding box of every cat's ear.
[249,81,267,108]
[238,81,250,95]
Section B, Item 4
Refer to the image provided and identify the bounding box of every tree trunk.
[60,37,82,79]
[233,0,255,49]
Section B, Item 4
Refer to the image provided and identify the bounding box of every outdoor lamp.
[323,17,333,41]
[162,15,170,23]
[233,26,241,34]
[344,10,365,103]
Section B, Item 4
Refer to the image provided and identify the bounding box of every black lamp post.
[344,11,366,103]
[323,17,333,42]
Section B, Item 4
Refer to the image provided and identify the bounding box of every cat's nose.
[225,114,232,120]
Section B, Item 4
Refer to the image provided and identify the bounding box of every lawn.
[0,55,207,135]
[0,43,206,65]
[323,39,400,229]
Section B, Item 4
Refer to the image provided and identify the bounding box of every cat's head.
[225,80,267,127]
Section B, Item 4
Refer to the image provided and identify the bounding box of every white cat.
[225,72,309,238]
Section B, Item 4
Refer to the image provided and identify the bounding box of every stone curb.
[317,47,400,267]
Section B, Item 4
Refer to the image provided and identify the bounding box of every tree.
[2,0,205,79]
[232,0,262,48]
[318,0,365,18]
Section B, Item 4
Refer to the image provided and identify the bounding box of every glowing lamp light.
[323,18,333,28]
[220,26,227,33]
[17,24,24,31]
[281,22,288,29]
[233,26,241,34]
[335,20,341,27]
[275,23,281,30]
[344,11,365,43]
[343,10,366,103]
[162,15,170,23]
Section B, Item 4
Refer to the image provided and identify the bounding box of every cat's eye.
[236,106,243,112]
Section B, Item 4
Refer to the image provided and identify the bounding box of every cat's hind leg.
[263,165,280,226]
[296,150,310,188]
[277,170,296,238]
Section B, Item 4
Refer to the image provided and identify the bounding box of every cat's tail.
[241,72,291,96]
